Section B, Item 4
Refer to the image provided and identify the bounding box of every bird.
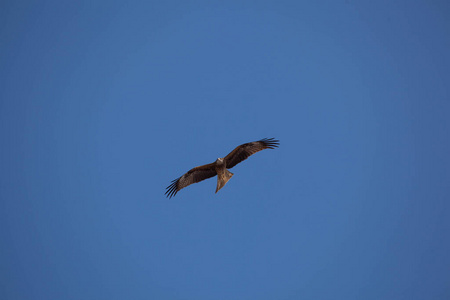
[165,138,279,198]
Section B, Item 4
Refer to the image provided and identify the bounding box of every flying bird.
[165,138,279,198]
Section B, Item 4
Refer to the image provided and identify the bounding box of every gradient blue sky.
[1,1,449,299]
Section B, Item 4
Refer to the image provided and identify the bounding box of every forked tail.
[215,169,234,193]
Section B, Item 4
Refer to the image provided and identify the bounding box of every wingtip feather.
[165,177,180,198]
[259,137,280,148]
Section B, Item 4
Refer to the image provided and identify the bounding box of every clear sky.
[1,1,449,299]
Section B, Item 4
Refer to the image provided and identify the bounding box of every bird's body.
[214,157,234,193]
[165,138,279,198]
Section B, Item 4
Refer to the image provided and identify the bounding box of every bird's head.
[216,157,224,164]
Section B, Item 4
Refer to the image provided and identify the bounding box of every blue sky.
[1,1,449,299]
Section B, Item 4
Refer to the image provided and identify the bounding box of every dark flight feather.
[224,138,279,169]
[165,163,217,198]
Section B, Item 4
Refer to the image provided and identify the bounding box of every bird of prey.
[165,138,279,198]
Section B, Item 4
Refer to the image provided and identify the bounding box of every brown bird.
[165,138,279,198]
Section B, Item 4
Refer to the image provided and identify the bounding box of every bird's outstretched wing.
[224,138,279,169]
[165,163,217,198]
